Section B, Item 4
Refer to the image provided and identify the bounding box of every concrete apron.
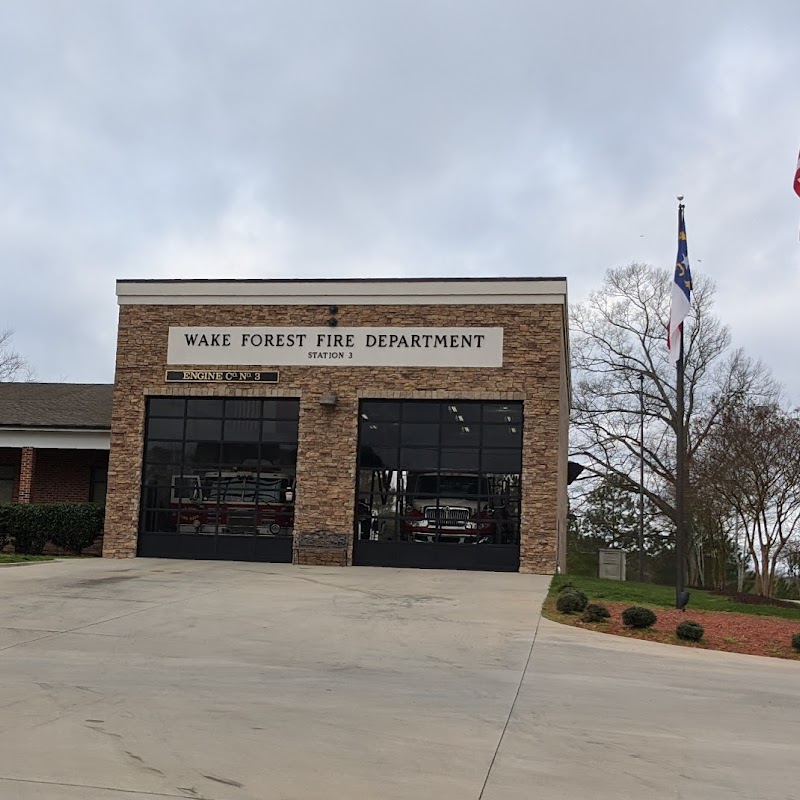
[0,559,549,800]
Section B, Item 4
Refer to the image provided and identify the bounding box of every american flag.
[667,204,692,366]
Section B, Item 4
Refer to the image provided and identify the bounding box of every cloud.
[1,1,800,398]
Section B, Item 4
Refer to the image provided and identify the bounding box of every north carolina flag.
[667,205,692,366]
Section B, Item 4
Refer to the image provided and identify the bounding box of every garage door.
[138,396,298,562]
[352,400,522,571]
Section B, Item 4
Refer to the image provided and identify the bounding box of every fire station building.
[102,278,570,573]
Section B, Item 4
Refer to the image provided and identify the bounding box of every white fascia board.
[0,428,111,450]
[116,279,568,306]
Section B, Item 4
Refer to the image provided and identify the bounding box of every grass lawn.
[0,554,56,565]
[545,576,800,660]
[549,574,800,620]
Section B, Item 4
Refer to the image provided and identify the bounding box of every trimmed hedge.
[622,606,657,629]
[1,503,104,555]
[581,603,611,623]
[676,620,704,642]
[556,588,589,614]
[0,503,12,549]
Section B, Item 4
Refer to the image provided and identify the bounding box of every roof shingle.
[0,384,113,430]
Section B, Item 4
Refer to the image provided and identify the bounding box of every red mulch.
[546,601,800,660]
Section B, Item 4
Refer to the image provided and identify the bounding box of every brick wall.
[104,301,569,573]
[30,449,109,504]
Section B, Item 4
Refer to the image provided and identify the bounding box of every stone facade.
[104,284,569,573]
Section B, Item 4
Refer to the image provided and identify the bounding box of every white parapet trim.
[116,277,568,306]
[0,428,111,450]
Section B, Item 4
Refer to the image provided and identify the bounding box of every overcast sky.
[2,1,799,398]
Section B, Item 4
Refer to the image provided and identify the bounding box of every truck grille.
[424,506,470,526]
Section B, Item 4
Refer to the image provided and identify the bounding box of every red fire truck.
[170,470,295,536]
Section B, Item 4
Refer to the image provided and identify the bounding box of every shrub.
[792,633,800,652]
[556,588,589,614]
[557,581,575,594]
[0,503,12,550]
[47,504,105,554]
[621,606,657,629]
[10,503,105,555]
[676,620,704,642]
[581,603,611,623]
[11,505,50,554]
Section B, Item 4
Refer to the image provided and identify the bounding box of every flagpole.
[675,199,687,610]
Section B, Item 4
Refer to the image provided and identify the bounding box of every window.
[0,465,14,503]
[90,466,108,503]
[356,400,523,546]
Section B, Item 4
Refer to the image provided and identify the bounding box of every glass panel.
[440,423,480,448]
[357,469,403,495]
[483,403,523,424]
[220,442,260,465]
[223,420,261,442]
[183,441,222,464]
[398,447,439,471]
[400,423,439,446]
[0,465,14,502]
[401,402,441,422]
[146,418,184,440]
[481,449,522,473]
[145,440,183,463]
[185,419,223,440]
[262,420,299,443]
[148,398,186,417]
[261,443,297,468]
[224,399,262,419]
[442,402,481,424]
[360,421,400,447]
[441,448,480,471]
[482,424,522,448]
[360,401,401,422]
[143,463,181,484]
[263,399,301,419]
[359,445,399,470]
[186,398,224,418]
[140,484,174,510]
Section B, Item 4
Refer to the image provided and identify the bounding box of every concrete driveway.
[1,559,798,799]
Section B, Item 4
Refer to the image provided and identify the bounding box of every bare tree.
[570,263,777,566]
[0,329,33,382]
[697,402,800,596]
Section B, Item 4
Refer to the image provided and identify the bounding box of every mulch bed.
[545,600,800,660]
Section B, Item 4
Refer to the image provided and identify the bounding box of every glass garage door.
[138,397,299,562]
[353,400,522,571]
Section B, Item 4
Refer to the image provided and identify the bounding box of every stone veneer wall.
[103,302,568,573]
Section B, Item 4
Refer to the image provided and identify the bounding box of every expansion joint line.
[477,613,542,799]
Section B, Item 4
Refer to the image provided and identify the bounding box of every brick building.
[0,383,111,506]
[104,278,570,573]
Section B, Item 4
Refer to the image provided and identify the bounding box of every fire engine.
[170,470,294,536]
[401,472,509,544]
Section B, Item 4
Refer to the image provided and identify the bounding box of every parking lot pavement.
[482,618,800,800]
[0,558,549,800]
[3,559,798,800]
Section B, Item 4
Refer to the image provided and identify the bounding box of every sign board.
[166,327,503,368]
[165,370,279,383]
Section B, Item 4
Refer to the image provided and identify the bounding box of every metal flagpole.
[638,372,645,582]
[675,322,686,608]
[674,198,687,610]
